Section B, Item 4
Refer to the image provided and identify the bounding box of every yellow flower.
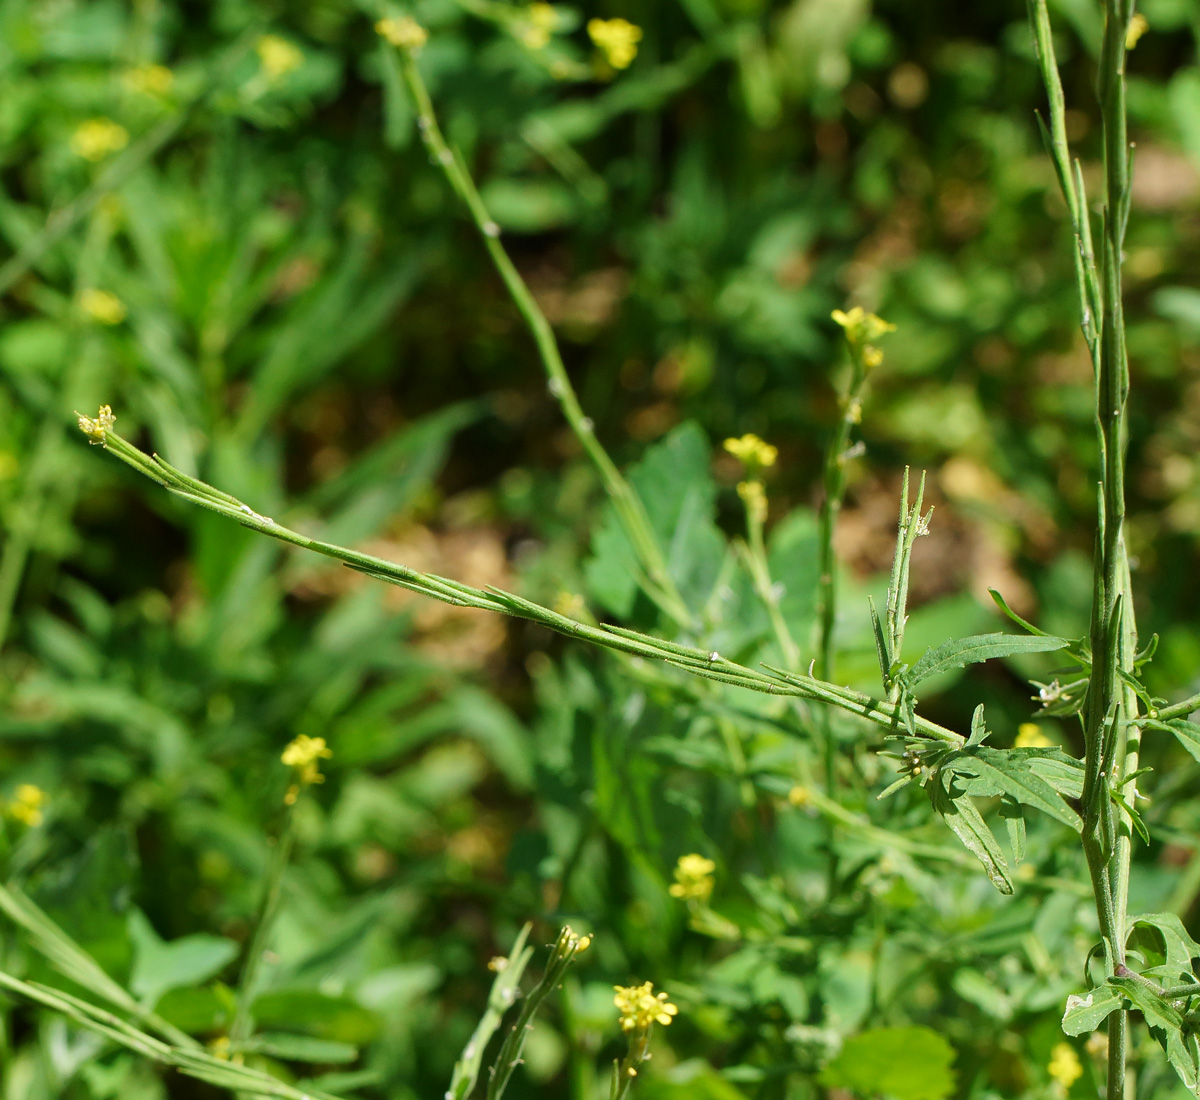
[77,405,116,442]
[521,3,559,49]
[1126,13,1148,50]
[831,306,896,345]
[256,35,303,79]
[124,64,174,96]
[588,18,642,69]
[1015,722,1052,748]
[862,344,884,369]
[668,853,715,902]
[70,118,129,161]
[8,784,46,827]
[724,433,778,469]
[281,734,332,803]
[376,16,428,51]
[80,288,127,325]
[737,479,767,525]
[1048,1042,1082,1089]
[614,981,678,1031]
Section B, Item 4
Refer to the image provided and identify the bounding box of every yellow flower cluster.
[521,3,559,49]
[668,853,715,902]
[1014,722,1052,748]
[724,433,777,469]
[588,18,641,69]
[7,785,46,827]
[124,64,174,96]
[77,405,116,442]
[281,734,332,803]
[81,289,127,325]
[256,34,303,79]
[614,981,678,1032]
[376,16,428,51]
[70,119,129,162]
[831,306,896,343]
[1048,1042,1082,1089]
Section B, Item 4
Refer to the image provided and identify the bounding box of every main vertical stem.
[1082,4,1140,1098]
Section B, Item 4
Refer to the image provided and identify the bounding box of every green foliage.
[819,1026,956,1100]
[4,1,1200,1100]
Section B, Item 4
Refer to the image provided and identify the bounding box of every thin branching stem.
[394,46,693,630]
[91,426,966,748]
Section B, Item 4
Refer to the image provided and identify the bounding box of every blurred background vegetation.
[3,0,1200,1097]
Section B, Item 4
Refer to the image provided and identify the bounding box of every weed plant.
[4,2,1200,1100]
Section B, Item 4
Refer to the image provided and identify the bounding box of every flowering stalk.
[227,735,332,1052]
[815,307,894,890]
[724,434,800,669]
[485,926,592,1100]
[609,981,678,1098]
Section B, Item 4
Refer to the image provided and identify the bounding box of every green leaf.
[958,745,1082,831]
[128,910,238,1008]
[908,633,1071,686]
[1061,985,1124,1036]
[930,772,1013,894]
[584,422,722,617]
[1128,913,1200,983]
[1163,718,1200,765]
[818,1026,956,1100]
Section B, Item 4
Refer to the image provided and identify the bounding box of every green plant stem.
[1032,2,1140,1097]
[814,339,871,890]
[394,47,693,631]
[1153,691,1200,721]
[448,925,534,1100]
[0,970,349,1100]
[486,928,588,1100]
[92,427,967,748]
[736,494,800,670]
[228,811,296,1049]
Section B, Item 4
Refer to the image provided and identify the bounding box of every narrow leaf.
[909,633,1071,686]
[931,774,1012,894]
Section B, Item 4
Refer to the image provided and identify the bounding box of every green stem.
[1029,5,1141,1095]
[815,338,871,891]
[93,427,967,747]
[228,812,296,1048]
[394,47,693,630]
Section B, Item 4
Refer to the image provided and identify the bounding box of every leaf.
[909,632,1071,686]
[1128,914,1200,983]
[584,421,723,617]
[967,704,989,747]
[930,772,1013,894]
[988,587,1053,635]
[1164,719,1200,765]
[128,910,239,1008]
[818,1026,956,1100]
[960,746,1082,831]
[1000,795,1026,864]
[1061,986,1124,1036]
